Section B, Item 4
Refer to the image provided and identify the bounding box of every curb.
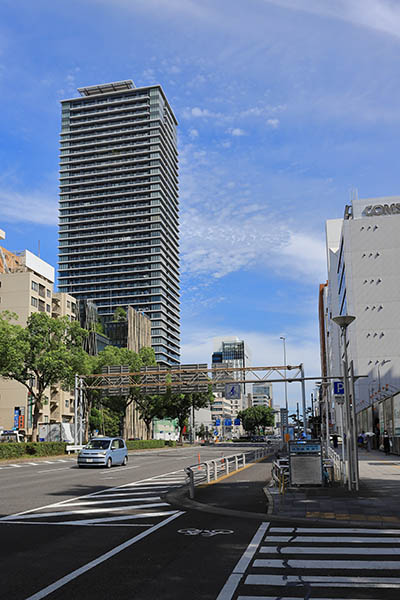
[165,463,400,530]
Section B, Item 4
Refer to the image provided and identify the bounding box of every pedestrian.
[332,433,338,448]
[358,431,365,448]
[383,430,391,455]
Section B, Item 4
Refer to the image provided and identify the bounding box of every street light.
[332,314,358,491]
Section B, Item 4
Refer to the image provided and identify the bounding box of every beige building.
[0,242,77,435]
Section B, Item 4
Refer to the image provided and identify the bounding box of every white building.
[323,195,400,452]
[252,382,273,408]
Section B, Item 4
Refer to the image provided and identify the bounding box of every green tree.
[91,345,156,439]
[113,307,127,322]
[0,311,88,441]
[134,394,165,439]
[163,386,213,443]
[238,405,274,435]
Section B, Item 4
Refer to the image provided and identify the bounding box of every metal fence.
[185,447,271,499]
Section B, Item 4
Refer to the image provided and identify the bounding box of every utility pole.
[332,315,357,491]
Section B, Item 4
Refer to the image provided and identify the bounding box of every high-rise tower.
[58,80,180,365]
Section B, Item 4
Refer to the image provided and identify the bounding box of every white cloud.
[262,0,400,40]
[188,129,199,140]
[0,189,57,226]
[185,107,220,118]
[267,118,280,128]
[227,127,246,136]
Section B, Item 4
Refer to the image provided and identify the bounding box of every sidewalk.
[182,448,400,527]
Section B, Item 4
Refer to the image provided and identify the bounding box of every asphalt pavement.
[2,445,400,599]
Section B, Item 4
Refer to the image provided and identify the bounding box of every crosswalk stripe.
[0,502,169,520]
[253,559,400,569]
[264,535,400,543]
[63,497,161,506]
[237,597,382,600]
[260,545,400,555]
[244,574,400,588]
[67,510,179,525]
[270,527,400,534]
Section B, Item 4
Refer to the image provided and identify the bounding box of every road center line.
[24,511,184,600]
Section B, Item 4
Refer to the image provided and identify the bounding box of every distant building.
[252,382,273,408]
[0,244,77,433]
[58,79,180,365]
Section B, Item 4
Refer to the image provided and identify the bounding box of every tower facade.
[58,80,180,365]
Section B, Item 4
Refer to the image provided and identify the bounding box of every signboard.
[224,419,232,427]
[234,418,241,426]
[333,381,344,396]
[280,408,288,427]
[215,419,221,426]
[14,407,19,429]
[289,439,322,486]
[225,384,241,400]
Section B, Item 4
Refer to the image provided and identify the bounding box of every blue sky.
[1,0,400,411]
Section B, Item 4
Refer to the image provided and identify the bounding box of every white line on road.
[264,535,400,543]
[260,546,400,555]
[37,468,72,474]
[244,574,400,588]
[216,522,270,600]
[64,496,161,506]
[237,597,381,600]
[253,559,400,569]
[269,527,400,535]
[1,502,169,521]
[24,511,184,600]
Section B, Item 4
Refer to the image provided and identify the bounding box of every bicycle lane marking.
[24,511,185,600]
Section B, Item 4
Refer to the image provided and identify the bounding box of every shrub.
[126,439,165,450]
[0,441,67,460]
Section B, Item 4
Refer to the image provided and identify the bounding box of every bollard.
[206,462,211,483]
[235,455,239,470]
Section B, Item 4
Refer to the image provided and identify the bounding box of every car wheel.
[106,457,112,469]
[122,455,128,466]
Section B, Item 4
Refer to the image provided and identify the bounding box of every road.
[1,445,400,599]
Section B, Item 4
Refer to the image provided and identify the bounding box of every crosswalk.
[217,523,400,599]
[0,458,75,470]
[0,469,188,528]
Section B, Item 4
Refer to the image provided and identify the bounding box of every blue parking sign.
[333,381,344,395]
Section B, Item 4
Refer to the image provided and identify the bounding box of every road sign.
[333,381,344,396]
[225,383,241,399]
[215,419,221,426]
[234,418,241,426]
[280,408,289,427]
[224,419,232,427]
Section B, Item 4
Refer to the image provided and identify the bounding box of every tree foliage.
[0,311,88,441]
[163,386,213,442]
[237,405,274,435]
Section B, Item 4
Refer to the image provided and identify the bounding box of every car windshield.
[85,439,110,450]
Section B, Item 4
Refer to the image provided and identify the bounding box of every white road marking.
[216,523,270,600]
[244,574,400,588]
[238,597,380,600]
[67,510,179,525]
[265,535,400,543]
[65,496,161,506]
[98,465,139,474]
[269,527,400,535]
[8,464,22,468]
[1,502,169,521]
[253,558,400,569]
[91,490,169,498]
[261,545,400,555]
[24,511,184,600]
[37,468,72,474]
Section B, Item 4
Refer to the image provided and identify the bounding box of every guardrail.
[271,458,289,494]
[184,447,271,499]
[328,446,345,483]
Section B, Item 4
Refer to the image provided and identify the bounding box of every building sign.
[363,203,400,217]
[280,408,288,427]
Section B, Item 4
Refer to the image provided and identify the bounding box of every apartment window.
[31,297,38,308]
[47,289,51,298]
[31,281,39,292]
[38,284,45,298]
[38,299,45,312]
[65,399,69,408]
[46,304,50,312]
[67,301,71,308]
